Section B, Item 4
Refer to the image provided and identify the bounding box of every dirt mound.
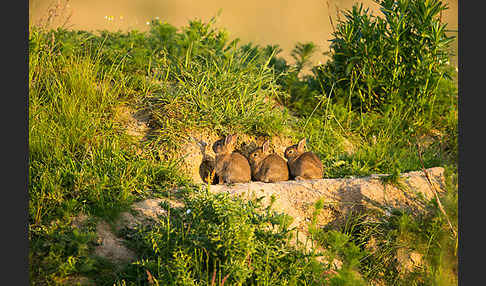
[76,167,445,275]
[207,167,446,241]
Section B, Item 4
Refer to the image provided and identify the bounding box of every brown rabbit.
[212,134,251,184]
[248,140,289,183]
[284,138,323,180]
[196,140,218,184]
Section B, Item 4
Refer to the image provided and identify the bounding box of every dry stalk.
[326,1,336,34]
[36,0,73,30]
[417,143,457,237]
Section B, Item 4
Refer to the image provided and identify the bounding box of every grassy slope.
[29,10,457,286]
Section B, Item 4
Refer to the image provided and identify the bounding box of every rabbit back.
[288,152,323,180]
[253,154,289,183]
[199,157,218,184]
[215,152,251,183]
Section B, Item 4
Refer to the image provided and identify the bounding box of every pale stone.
[206,167,445,232]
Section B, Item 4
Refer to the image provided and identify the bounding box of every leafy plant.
[119,190,327,285]
[314,0,455,111]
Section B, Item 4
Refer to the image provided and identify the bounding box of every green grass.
[29,27,191,285]
[29,31,188,225]
[29,1,457,284]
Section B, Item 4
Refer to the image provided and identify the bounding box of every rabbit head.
[284,138,323,180]
[212,134,237,155]
[248,140,271,167]
[284,138,306,162]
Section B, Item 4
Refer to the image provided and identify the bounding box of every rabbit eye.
[253,153,257,157]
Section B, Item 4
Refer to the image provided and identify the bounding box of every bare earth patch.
[113,104,151,140]
[94,220,137,264]
[60,275,95,286]
[115,197,185,232]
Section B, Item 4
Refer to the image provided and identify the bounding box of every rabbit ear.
[262,140,270,153]
[196,140,208,153]
[196,140,207,148]
[225,134,236,145]
[297,138,306,152]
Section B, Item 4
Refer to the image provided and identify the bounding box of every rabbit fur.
[248,140,289,183]
[212,134,251,184]
[284,138,323,180]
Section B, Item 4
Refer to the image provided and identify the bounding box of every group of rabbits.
[204,134,323,184]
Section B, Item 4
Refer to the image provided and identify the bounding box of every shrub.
[119,190,328,285]
[314,0,455,111]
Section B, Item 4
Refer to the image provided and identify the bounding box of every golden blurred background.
[29,0,458,66]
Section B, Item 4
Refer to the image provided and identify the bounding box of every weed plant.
[311,165,458,285]
[115,190,329,285]
[266,0,457,178]
[314,0,455,112]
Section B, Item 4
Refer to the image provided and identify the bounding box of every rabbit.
[248,140,289,183]
[196,140,218,184]
[284,138,323,180]
[212,134,251,184]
